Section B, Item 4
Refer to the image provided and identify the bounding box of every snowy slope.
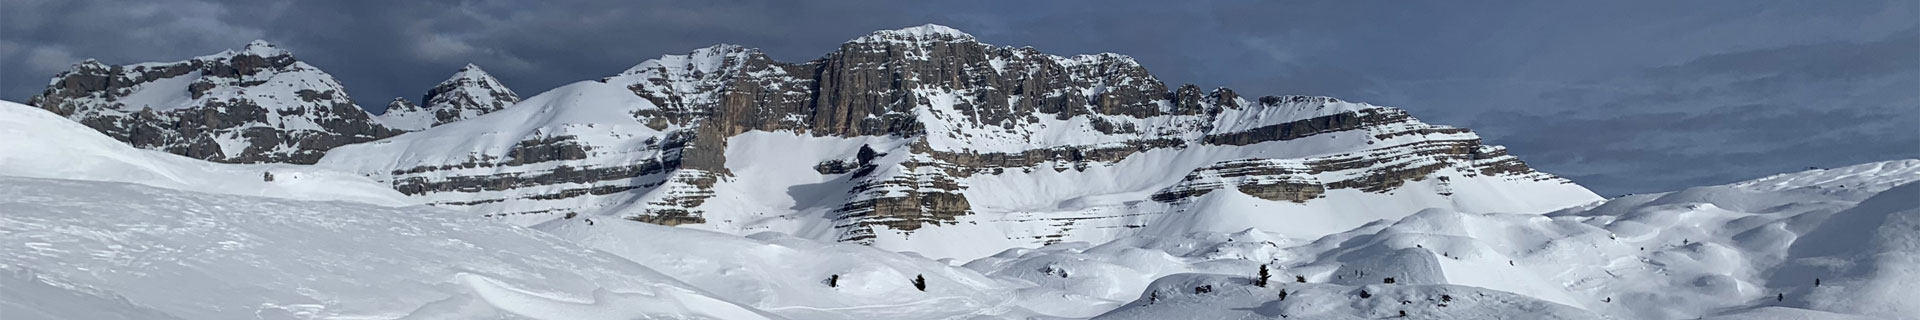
[977,159,1918,319]
[535,219,1114,319]
[1,265,186,320]
[0,100,413,206]
[1093,273,1604,319]
[322,80,675,217]
[0,176,777,320]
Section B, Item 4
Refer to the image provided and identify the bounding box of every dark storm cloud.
[2,0,1914,195]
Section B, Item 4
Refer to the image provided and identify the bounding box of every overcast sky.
[2,0,1914,195]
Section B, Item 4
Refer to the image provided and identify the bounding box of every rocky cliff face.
[320,25,1601,259]
[378,64,520,131]
[27,41,398,164]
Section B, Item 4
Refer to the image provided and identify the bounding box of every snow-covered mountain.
[26,40,399,164]
[319,24,1599,259]
[378,64,521,131]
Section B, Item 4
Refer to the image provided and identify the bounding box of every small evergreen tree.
[1815,278,1821,287]
[1440,294,1453,303]
[912,274,926,291]
[263,172,274,182]
[1777,293,1784,302]
[1295,275,1306,283]
[1149,291,1158,305]
[1359,290,1371,299]
[1278,288,1288,301]
[826,274,839,288]
[1384,277,1396,284]
[1256,264,1271,287]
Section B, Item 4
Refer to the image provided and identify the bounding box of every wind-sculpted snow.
[318,24,1599,260]
[0,177,777,320]
[1771,181,1920,318]
[0,265,185,320]
[0,100,414,206]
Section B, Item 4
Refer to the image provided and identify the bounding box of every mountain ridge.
[315,24,1600,259]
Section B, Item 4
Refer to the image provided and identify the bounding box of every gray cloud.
[1466,31,1919,195]
[1,0,1913,195]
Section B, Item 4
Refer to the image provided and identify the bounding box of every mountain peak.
[445,63,500,84]
[456,63,485,74]
[376,63,520,131]
[27,39,395,164]
[609,43,761,82]
[849,23,976,44]
[237,40,291,58]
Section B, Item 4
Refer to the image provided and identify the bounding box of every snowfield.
[1024,160,1920,319]
[0,177,775,320]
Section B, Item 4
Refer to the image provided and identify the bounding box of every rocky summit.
[316,24,1601,259]
[28,41,399,164]
[378,63,521,131]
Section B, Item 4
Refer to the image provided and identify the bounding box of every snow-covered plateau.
[4,24,1917,320]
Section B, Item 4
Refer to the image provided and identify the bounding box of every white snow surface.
[994,159,1920,319]
[535,219,1113,319]
[0,100,413,206]
[0,176,776,320]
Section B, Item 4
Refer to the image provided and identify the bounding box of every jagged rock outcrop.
[378,64,520,131]
[319,24,1600,258]
[27,41,398,164]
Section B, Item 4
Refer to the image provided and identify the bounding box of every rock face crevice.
[29,41,398,164]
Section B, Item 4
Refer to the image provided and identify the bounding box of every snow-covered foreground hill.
[0,177,776,320]
[0,100,413,206]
